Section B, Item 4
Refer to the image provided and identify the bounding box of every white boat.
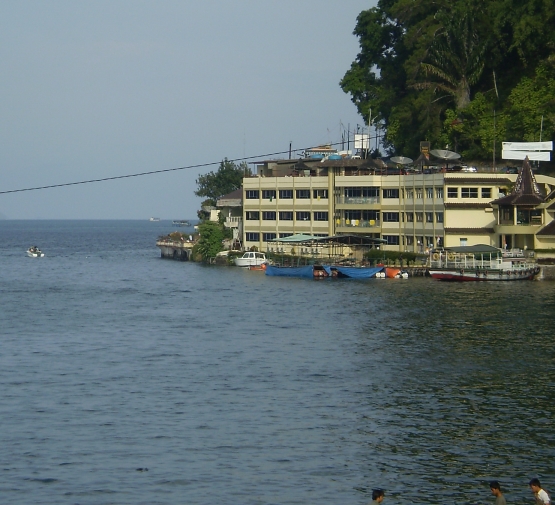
[234,251,267,267]
[27,246,44,258]
[173,220,191,227]
[149,217,160,222]
[428,244,539,281]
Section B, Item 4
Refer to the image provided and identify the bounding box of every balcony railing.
[224,216,242,228]
[336,196,380,205]
[337,219,380,228]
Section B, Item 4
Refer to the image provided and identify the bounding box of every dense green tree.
[195,159,250,208]
[194,221,224,261]
[341,0,555,159]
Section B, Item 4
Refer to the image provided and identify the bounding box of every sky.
[0,1,377,220]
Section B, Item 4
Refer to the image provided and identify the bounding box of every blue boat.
[265,264,383,279]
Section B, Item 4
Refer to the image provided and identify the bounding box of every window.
[416,189,423,199]
[279,211,293,221]
[405,235,414,245]
[296,189,310,199]
[296,211,310,221]
[313,212,328,221]
[383,188,399,198]
[279,233,293,238]
[262,211,276,220]
[426,212,434,223]
[416,212,423,222]
[481,188,491,198]
[383,235,400,245]
[362,187,379,197]
[461,187,478,198]
[246,190,259,199]
[345,210,361,221]
[447,187,458,198]
[245,232,259,241]
[383,212,400,222]
[426,187,434,199]
[362,210,379,221]
[262,190,276,200]
[406,189,414,199]
[246,211,259,220]
[344,188,361,198]
[406,212,414,222]
[262,233,276,242]
[436,188,444,199]
[279,189,293,199]
[313,189,328,199]
[435,212,444,223]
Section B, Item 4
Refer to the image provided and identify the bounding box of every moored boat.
[172,220,191,227]
[234,251,267,267]
[265,264,384,279]
[27,246,44,258]
[428,244,539,281]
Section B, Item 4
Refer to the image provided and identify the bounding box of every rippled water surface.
[1,220,554,505]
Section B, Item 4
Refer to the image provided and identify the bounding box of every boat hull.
[265,265,384,279]
[429,267,539,281]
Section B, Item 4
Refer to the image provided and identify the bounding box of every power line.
[0,136,377,195]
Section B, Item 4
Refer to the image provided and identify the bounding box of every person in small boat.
[530,478,550,505]
[490,481,506,505]
[370,488,384,505]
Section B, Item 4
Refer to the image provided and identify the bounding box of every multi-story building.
[239,157,555,253]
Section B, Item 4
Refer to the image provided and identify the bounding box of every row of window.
[246,189,329,200]
[246,211,329,221]
[247,210,444,223]
[447,187,491,198]
[247,186,493,200]
[340,211,443,223]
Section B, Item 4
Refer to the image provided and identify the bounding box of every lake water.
[0,220,554,505]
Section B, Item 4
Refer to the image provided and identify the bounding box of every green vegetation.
[365,249,426,267]
[195,159,251,221]
[341,0,555,159]
[193,221,225,262]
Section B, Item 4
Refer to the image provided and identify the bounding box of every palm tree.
[415,11,486,110]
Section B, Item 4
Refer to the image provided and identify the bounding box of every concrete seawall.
[156,240,194,261]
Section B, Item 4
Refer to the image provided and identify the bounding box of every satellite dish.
[430,149,461,161]
[390,156,413,165]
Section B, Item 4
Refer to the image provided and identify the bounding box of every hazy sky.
[0,1,376,219]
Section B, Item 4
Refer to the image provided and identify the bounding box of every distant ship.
[172,220,191,227]
[149,217,161,222]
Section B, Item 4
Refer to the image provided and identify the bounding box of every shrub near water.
[365,249,426,266]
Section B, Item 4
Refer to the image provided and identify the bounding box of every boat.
[149,217,160,222]
[27,246,44,258]
[248,263,267,271]
[234,251,267,267]
[172,220,191,227]
[427,244,539,281]
[265,264,384,279]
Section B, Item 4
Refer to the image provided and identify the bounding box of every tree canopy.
[341,0,555,160]
[195,159,251,206]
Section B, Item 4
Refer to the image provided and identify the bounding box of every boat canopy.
[444,244,500,254]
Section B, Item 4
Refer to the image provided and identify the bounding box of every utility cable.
[0,135,379,195]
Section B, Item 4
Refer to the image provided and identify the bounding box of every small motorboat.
[27,246,44,258]
[234,251,267,267]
